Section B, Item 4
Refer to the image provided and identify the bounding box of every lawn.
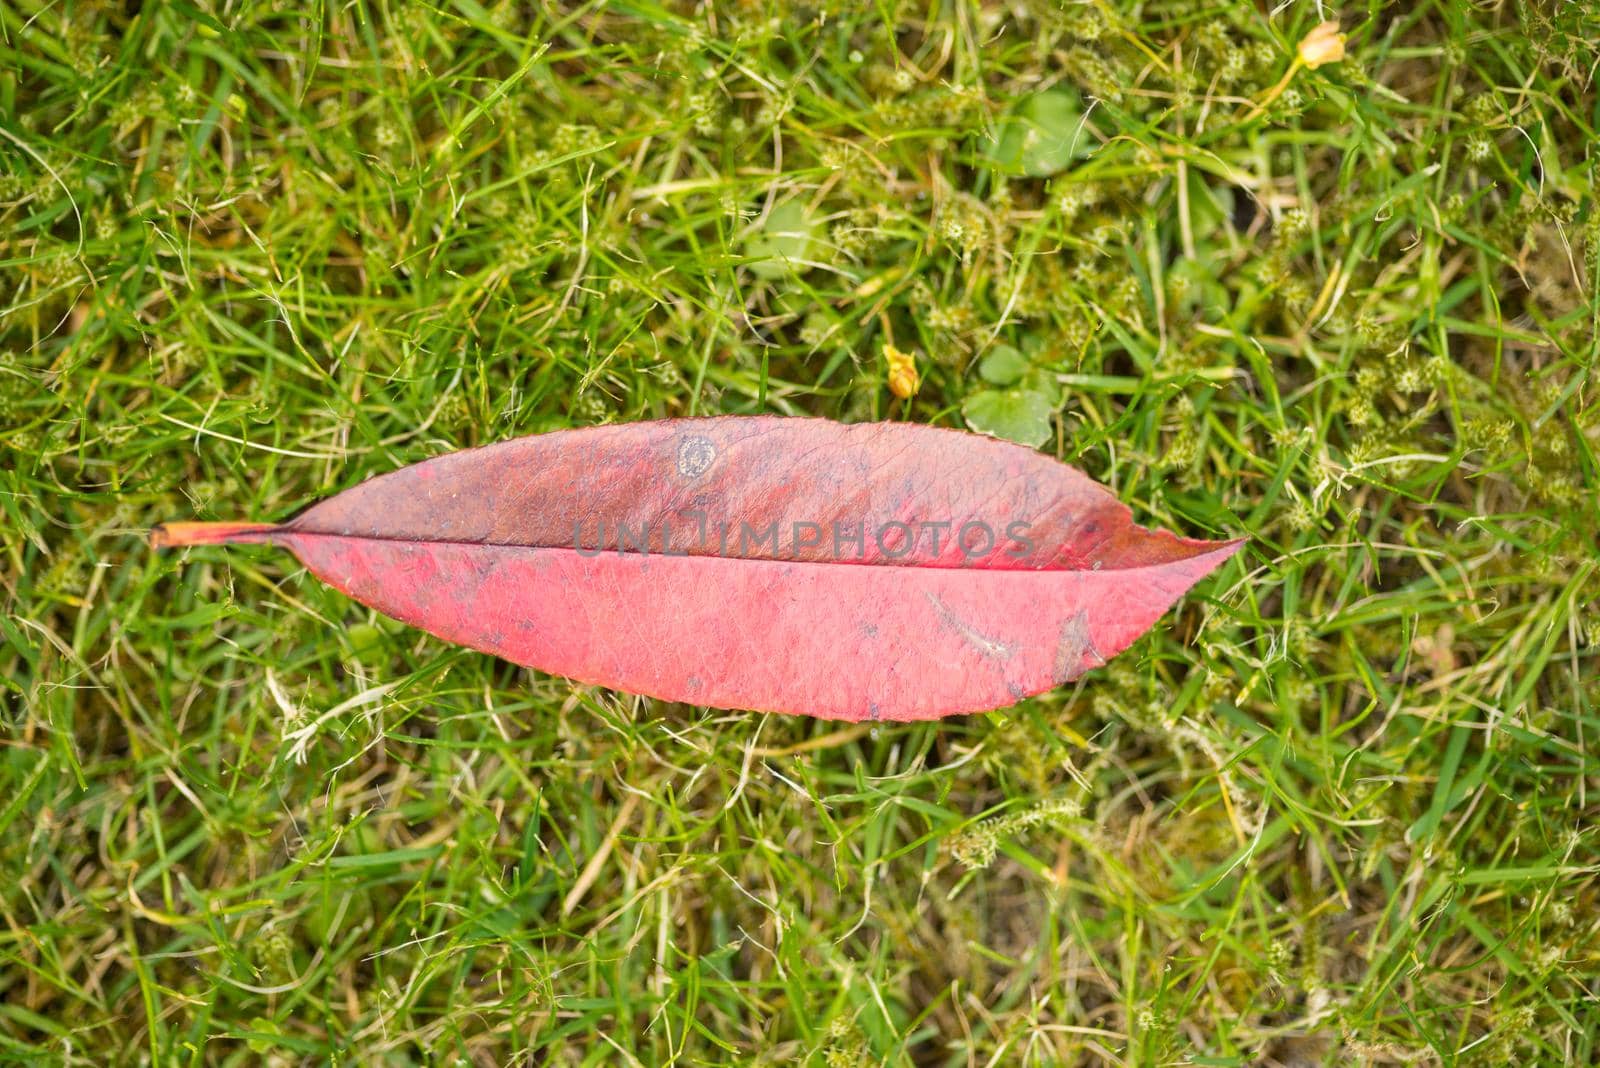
[2,0,1598,1064]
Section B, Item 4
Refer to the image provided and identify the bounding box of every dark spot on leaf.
[1052,609,1105,683]
[925,591,1015,661]
[677,436,716,478]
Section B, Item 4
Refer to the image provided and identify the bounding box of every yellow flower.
[1297,21,1345,69]
[883,343,920,399]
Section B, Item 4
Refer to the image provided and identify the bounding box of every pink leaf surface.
[153,416,1241,720]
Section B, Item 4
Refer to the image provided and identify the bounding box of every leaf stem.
[149,522,280,549]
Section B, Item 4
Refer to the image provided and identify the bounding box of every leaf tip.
[1216,536,1249,559]
[1189,535,1248,575]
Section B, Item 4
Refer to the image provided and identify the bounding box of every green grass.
[3,0,1598,1063]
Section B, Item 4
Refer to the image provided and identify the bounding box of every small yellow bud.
[883,343,920,399]
[1297,21,1345,69]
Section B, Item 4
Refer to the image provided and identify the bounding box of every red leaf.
[152,417,1241,721]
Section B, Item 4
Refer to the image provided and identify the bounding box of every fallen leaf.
[152,417,1241,721]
